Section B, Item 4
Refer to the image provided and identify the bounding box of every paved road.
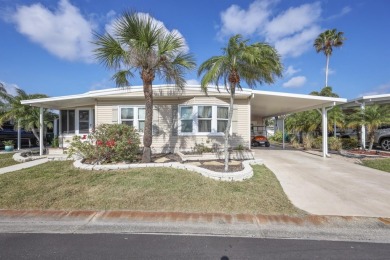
[253,148,390,217]
[1,233,389,260]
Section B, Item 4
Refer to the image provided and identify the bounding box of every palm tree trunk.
[368,132,375,151]
[325,54,330,87]
[224,90,235,172]
[141,73,154,163]
[31,128,41,146]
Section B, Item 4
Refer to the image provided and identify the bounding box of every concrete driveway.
[253,148,390,217]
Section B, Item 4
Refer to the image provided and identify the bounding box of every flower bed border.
[73,159,263,182]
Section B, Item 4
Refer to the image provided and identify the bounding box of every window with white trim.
[119,106,145,132]
[179,105,230,135]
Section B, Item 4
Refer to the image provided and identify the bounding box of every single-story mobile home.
[21,85,346,157]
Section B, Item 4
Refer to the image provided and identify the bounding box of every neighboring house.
[21,85,346,156]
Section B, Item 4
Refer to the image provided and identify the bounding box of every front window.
[217,107,229,133]
[121,108,134,126]
[180,106,193,133]
[198,106,212,132]
[60,110,75,134]
[119,106,145,132]
[179,105,229,135]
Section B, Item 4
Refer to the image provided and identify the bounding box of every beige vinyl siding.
[94,97,251,152]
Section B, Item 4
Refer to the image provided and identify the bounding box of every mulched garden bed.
[347,149,390,157]
[82,152,244,172]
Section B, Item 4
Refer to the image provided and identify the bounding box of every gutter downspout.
[39,107,43,156]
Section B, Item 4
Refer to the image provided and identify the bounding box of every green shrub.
[312,137,322,149]
[328,137,342,151]
[341,138,359,150]
[51,137,59,148]
[68,124,141,164]
[303,135,314,150]
[193,143,213,154]
[269,131,283,142]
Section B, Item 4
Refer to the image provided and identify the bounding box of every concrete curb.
[73,159,263,181]
[0,210,389,243]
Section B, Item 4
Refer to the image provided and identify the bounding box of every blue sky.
[0,0,389,99]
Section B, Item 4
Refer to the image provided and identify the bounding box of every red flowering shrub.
[68,124,140,163]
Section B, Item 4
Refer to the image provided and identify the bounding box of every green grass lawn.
[0,161,304,215]
[362,158,390,173]
[0,153,19,168]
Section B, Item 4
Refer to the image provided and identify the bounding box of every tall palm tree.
[0,88,54,143]
[198,34,283,171]
[314,29,345,87]
[347,104,390,151]
[94,12,196,163]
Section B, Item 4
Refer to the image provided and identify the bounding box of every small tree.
[94,11,196,163]
[198,35,282,171]
[347,104,390,151]
[0,88,54,144]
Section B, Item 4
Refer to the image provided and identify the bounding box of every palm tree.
[0,88,54,143]
[94,12,196,163]
[347,105,390,151]
[198,34,283,171]
[314,29,345,87]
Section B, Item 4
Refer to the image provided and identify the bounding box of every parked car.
[0,126,38,149]
[374,125,390,151]
[251,135,270,147]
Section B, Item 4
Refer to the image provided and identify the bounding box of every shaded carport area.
[249,91,390,217]
[341,93,390,149]
[250,90,346,157]
[253,148,390,217]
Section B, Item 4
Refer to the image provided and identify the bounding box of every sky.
[0,0,389,99]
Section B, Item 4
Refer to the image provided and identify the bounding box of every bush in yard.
[269,131,283,142]
[68,124,140,164]
[341,137,359,150]
[328,136,342,151]
[312,137,322,149]
[303,135,314,150]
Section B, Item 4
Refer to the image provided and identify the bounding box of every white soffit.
[251,90,346,118]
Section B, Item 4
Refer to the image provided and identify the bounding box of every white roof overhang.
[250,90,347,118]
[342,94,390,108]
[21,85,347,116]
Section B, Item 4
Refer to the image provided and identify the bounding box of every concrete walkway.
[253,148,390,218]
[0,158,48,175]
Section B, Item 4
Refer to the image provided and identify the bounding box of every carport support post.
[361,102,366,149]
[282,115,286,149]
[322,107,328,158]
[17,119,21,150]
[39,107,43,156]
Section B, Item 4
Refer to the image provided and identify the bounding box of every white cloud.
[285,65,300,77]
[265,2,321,41]
[322,67,335,75]
[274,25,321,57]
[0,81,20,96]
[282,76,307,88]
[218,0,274,37]
[186,79,200,85]
[11,0,96,62]
[218,1,323,58]
[327,6,351,20]
[362,82,390,96]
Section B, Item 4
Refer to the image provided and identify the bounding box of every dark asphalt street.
[0,233,389,259]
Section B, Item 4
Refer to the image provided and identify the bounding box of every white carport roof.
[342,93,390,108]
[250,90,346,118]
[21,85,347,115]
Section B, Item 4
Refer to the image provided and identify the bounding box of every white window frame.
[178,105,231,136]
[118,106,145,133]
[60,108,94,136]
